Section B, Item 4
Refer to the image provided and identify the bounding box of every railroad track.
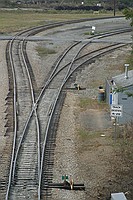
[1,18,131,200]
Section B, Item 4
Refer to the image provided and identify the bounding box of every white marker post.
[111,105,123,141]
[91,26,95,35]
[124,63,129,79]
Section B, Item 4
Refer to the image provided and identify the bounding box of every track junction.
[0,17,132,200]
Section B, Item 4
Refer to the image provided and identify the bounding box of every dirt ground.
[52,46,133,200]
[75,97,133,200]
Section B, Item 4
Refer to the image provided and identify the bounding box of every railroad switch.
[45,175,85,190]
[74,83,81,90]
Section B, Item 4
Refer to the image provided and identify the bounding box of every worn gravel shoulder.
[0,41,9,153]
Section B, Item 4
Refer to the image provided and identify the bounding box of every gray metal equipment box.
[111,192,127,200]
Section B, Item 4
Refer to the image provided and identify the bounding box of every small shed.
[111,192,127,200]
[106,70,133,124]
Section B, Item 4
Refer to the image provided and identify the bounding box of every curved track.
[4,18,131,200]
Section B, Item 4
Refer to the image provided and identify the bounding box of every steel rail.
[5,22,84,195]
[95,27,131,39]
[19,28,131,199]
[5,21,72,199]
[5,26,45,198]
[23,27,132,107]
[40,27,132,83]
[37,39,128,199]
[8,16,127,41]
[6,34,20,200]
[41,43,123,85]
[37,43,129,86]
[35,34,128,106]
[5,23,78,198]
[66,44,127,79]
[5,21,131,199]
[38,43,127,199]
[38,47,82,200]
[11,37,41,184]
[6,30,42,199]
[36,41,81,103]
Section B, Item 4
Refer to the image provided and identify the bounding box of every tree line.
[0,0,133,7]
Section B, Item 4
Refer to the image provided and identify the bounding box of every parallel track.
[3,19,131,200]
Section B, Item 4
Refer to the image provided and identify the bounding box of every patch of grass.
[84,31,100,35]
[121,139,133,160]
[114,137,133,162]
[79,98,92,108]
[0,10,48,33]
[78,97,108,110]
[113,122,133,161]
[77,128,108,153]
[84,32,91,35]
[78,128,102,139]
[36,46,56,57]
[0,10,123,33]
[78,128,89,140]
[89,79,104,88]
[126,53,133,70]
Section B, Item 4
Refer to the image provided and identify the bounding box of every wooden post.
[114,0,116,16]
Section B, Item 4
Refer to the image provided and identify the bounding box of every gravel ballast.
[0,17,132,200]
